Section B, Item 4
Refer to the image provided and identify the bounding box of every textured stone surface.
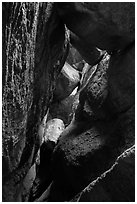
[2,2,68,201]
[43,119,65,143]
[2,2,135,202]
[72,145,135,202]
[49,103,134,201]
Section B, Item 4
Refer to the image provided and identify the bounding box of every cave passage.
[2,2,135,202]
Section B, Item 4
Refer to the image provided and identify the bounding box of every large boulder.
[56,2,134,53]
[2,2,68,201]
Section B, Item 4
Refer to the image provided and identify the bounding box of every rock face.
[53,62,80,102]
[72,145,135,202]
[48,3,135,202]
[2,2,68,201]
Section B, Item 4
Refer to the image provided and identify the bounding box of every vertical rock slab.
[2,2,68,201]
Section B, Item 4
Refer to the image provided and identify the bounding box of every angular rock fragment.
[53,62,80,102]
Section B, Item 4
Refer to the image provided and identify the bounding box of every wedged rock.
[37,117,65,175]
[72,145,135,202]
[43,118,65,143]
[53,62,80,102]
[2,2,68,201]
[39,118,65,174]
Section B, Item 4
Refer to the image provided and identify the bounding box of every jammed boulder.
[2,2,68,201]
[43,119,65,143]
[53,62,80,102]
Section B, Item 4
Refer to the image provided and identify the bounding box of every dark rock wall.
[72,145,135,202]
[56,2,134,53]
[2,2,67,201]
